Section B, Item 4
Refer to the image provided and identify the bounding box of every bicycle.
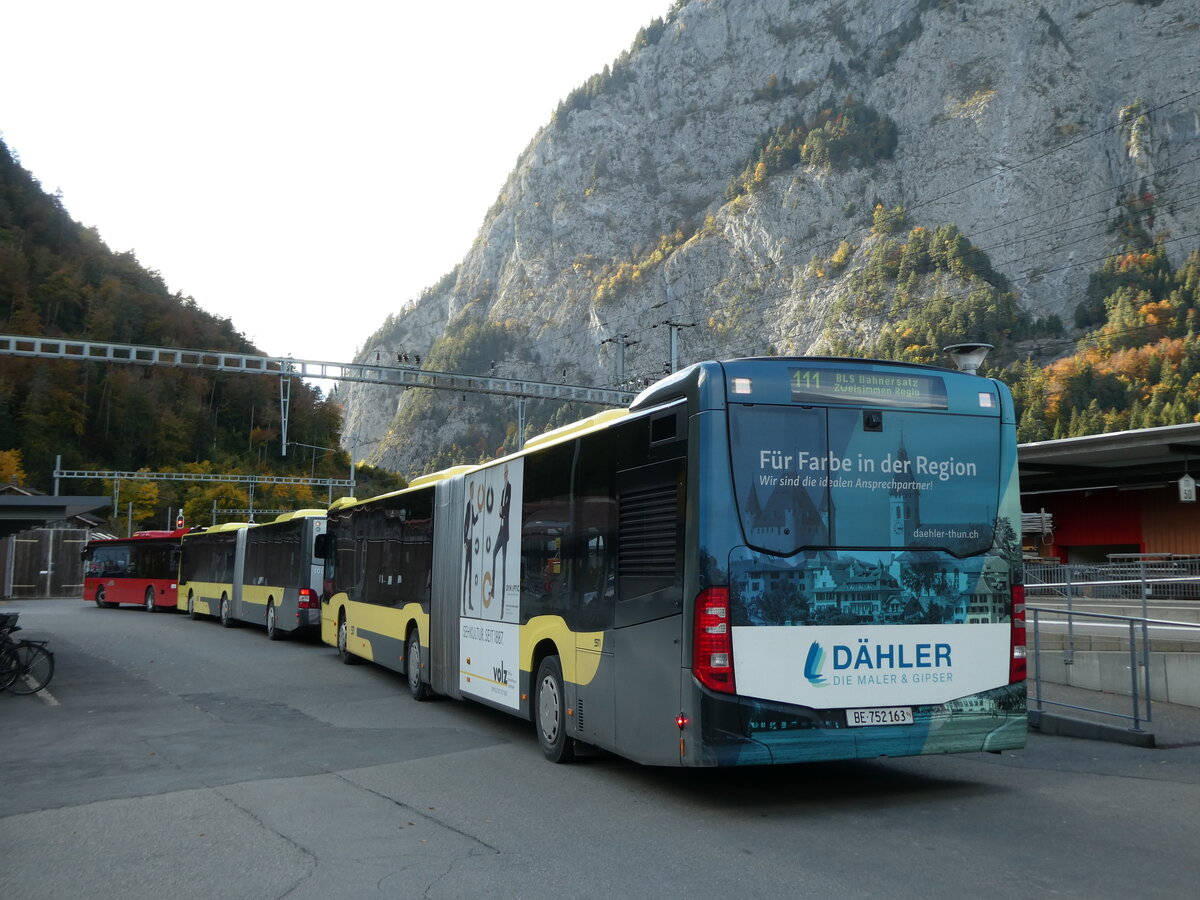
[0,612,55,695]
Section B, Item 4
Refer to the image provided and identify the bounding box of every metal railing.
[1026,555,1200,602]
[1028,605,1200,733]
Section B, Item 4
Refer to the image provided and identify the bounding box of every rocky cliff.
[342,0,1200,478]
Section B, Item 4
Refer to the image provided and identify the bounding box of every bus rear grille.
[619,486,678,576]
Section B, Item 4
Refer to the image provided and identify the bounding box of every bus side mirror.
[314,534,328,559]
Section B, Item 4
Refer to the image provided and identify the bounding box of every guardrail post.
[1065,566,1075,664]
[1138,557,1153,722]
[1033,608,1044,713]
[1128,619,1145,733]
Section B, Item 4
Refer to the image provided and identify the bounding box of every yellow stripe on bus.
[520,615,604,686]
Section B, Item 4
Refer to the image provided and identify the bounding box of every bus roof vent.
[942,342,993,375]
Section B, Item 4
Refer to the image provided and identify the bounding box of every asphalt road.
[2,597,1199,899]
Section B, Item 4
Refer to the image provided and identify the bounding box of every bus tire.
[95,587,111,609]
[187,591,198,620]
[337,612,357,665]
[534,655,575,763]
[220,595,234,628]
[407,631,429,701]
[145,587,156,612]
[265,600,281,641]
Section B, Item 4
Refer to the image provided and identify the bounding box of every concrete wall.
[1034,650,1200,708]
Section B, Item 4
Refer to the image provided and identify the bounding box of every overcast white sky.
[2,1,674,365]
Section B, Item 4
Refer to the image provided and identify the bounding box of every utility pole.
[655,321,695,373]
[600,334,639,387]
[279,374,291,456]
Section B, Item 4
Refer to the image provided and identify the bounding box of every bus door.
[428,478,464,699]
[231,528,249,619]
[570,505,616,747]
[612,456,686,762]
[308,519,327,592]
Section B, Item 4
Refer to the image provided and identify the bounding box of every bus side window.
[576,532,615,631]
[573,424,618,632]
[520,441,573,620]
[520,530,566,613]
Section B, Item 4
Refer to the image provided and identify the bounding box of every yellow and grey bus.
[178,522,247,623]
[179,511,326,639]
[319,357,1026,766]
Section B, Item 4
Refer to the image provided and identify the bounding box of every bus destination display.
[790,367,947,409]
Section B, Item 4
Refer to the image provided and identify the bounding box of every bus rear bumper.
[698,713,1027,766]
[695,684,1027,766]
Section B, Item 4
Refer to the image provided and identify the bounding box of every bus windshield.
[729,404,999,557]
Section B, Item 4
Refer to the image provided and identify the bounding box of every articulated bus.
[178,511,326,638]
[179,522,247,623]
[319,357,1026,766]
[83,529,189,611]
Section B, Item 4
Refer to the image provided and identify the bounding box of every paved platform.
[1030,681,1200,749]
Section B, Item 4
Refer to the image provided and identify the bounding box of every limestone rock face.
[343,0,1200,478]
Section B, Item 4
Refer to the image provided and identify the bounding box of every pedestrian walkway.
[1030,681,1200,748]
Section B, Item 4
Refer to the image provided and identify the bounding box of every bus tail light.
[298,588,319,610]
[1010,585,1027,683]
[693,587,736,694]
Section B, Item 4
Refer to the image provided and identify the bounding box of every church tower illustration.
[889,433,921,546]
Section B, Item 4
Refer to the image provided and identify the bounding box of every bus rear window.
[729,405,999,557]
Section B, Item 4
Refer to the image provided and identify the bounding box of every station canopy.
[1019,422,1200,496]
[0,495,110,539]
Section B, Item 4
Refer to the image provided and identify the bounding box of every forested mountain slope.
[0,139,400,527]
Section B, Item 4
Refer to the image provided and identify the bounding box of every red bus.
[82,529,188,611]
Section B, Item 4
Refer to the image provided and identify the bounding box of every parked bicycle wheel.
[3,642,54,694]
[0,645,18,690]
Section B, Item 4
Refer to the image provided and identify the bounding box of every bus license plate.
[847,707,914,727]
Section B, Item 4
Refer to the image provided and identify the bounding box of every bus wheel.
[265,601,280,641]
[187,591,198,620]
[95,587,109,609]
[337,613,357,665]
[144,587,156,612]
[407,631,429,701]
[534,655,575,763]
[220,595,234,628]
